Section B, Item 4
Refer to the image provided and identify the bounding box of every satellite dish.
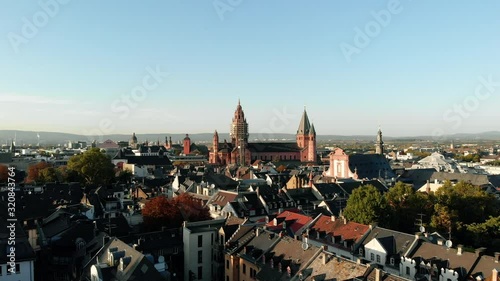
[445,240,453,248]
[302,242,309,250]
[419,226,426,233]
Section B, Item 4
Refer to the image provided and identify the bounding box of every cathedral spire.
[376,127,384,155]
[297,108,311,135]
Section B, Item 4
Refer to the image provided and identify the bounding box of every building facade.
[209,102,317,165]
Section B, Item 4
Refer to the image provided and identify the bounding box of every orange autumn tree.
[26,161,51,183]
[0,165,8,182]
[142,193,212,231]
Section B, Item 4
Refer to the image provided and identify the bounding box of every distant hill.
[1,130,499,146]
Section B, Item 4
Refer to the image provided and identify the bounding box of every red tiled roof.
[266,210,313,235]
[209,191,238,208]
[311,215,369,243]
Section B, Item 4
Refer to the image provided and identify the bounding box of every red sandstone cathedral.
[209,101,317,165]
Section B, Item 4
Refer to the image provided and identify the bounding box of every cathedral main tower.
[230,99,249,149]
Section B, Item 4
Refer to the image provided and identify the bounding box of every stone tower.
[129,133,138,149]
[375,128,384,155]
[230,100,249,149]
[308,123,317,162]
[296,108,311,149]
[183,134,191,155]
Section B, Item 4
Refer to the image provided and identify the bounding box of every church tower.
[129,132,138,149]
[230,100,249,149]
[308,124,317,162]
[375,128,384,155]
[183,134,191,155]
[212,130,219,164]
[296,108,311,148]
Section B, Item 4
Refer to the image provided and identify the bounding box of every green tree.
[431,180,499,243]
[384,182,430,231]
[343,184,387,225]
[117,169,133,184]
[467,216,500,249]
[67,148,115,186]
[38,167,60,183]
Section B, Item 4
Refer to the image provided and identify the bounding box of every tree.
[117,169,133,184]
[431,180,499,243]
[38,167,60,183]
[343,184,387,225]
[26,161,51,183]
[467,216,500,249]
[142,193,212,231]
[0,164,8,182]
[67,148,115,186]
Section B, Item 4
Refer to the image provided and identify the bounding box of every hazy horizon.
[1,1,499,137]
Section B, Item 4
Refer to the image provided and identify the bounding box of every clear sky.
[1,0,499,137]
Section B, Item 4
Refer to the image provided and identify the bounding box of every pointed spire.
[309,123,316,136]
[297,108,311,135]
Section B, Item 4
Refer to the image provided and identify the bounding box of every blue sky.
[1,0,499,137]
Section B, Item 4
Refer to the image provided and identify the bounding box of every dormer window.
[390,257,395,265]
[359,248,364,256]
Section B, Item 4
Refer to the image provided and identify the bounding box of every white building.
[182,219,226,281]
[413,152,459,173]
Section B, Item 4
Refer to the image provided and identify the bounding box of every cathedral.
[209,101,317,165]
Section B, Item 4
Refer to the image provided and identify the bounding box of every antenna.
[445,240,453,248]
[414,213,426,231]
[301,241,309,250]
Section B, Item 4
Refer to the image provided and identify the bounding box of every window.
[376,255,381,263]
[198,266,202,280]
[406,266,410,275]
[359,248,364,256]
[390,257,395,265]
[0,265,2,275]
[198,235,203,247]
[243,264,246,274]
[211,233,214,246]
[226,260,229,269]
[198,250,203,263]
[370,253,374,261]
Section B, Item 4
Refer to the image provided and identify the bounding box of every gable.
[365,238,388,254]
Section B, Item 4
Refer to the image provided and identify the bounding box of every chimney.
[495,252,500,263]
[256,228,261,237]
[426,180,431,193]
[375,268,382,281]
[437,239,444,246]
[475,248,486,257]
[331,215,336,222]
[321,254,327,265]
[343,217,347,224]
[492,269,499,281]
[415,232,422,240]
[457,244,463,255]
